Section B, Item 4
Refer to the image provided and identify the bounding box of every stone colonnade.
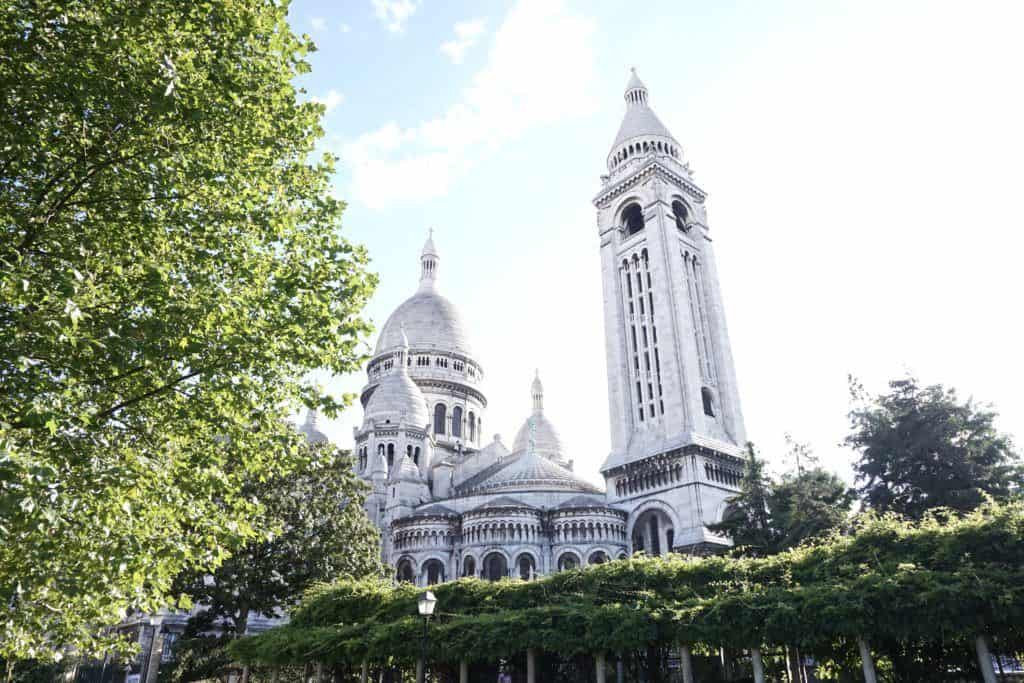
[256,632,1001,682]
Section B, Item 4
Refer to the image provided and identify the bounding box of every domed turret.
[512,370,566,464]
[373,231,473,357]
[606,68,682,173]
[363,326,429,428]
[299,408,328,444]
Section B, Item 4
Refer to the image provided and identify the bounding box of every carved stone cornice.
[594,159,706,209]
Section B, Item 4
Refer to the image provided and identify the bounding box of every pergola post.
[270,669,279,683]
[459,660,468,683]
[975,635,998,683]
[595,652,606,683]
[239,666,250,683]
[750,647,765,683]
[360,661,368,683]
[315,663,324,683]
[616,653,624,683]
[678,644,695,683]
[526,649,537,683]
[415,658,424,683]
[857,638,877,683]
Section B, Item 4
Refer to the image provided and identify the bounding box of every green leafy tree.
[709,443,777,555]
[712,442,855,556]
[0,1,375,660]
[846,376,1023,519]
[770,467,855,551]
[162,442,384,682]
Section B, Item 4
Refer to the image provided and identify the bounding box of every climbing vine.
[230,501,1024,670]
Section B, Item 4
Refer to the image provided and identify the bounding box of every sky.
[288,0,1024,485]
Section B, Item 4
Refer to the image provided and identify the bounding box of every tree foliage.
[0,0,375,660]
[230,501,1024,675]
[163,444,384,682]
[710,443,855,556]
[847,376,1022,519]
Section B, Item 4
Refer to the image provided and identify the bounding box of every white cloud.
[343,0,596,209]
[312,89,345,113]
[440,19,486,64]
[372,0,419,33]
[339,22,352,33]
[310,16,327,32]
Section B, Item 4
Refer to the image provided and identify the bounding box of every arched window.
[483,552,507,582]
[451,406,463,438]
[468,411,476,442]
[387,443,395,469]
[589,550,609,565]
[672,200,689,231]
[462,556,476,577]
[557,553,579,572]
[406,444,413,461]
[516,554,535,581]
[413,446,420,465]
[396,560,415,584]
[622,202,644,235]
[702,387,715,417]
[424,559,445,585]
[434,403,447,435]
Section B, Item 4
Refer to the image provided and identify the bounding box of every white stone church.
[326,69,749,586]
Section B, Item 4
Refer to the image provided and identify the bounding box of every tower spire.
[419,228,439,292]
[531,369,544,414]
[624,67,648,107]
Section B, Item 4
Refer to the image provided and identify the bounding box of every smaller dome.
[299,409,328,444]
[363,345,429,428]
[512,413,564,461]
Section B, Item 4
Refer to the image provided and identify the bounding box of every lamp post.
[417,591,437,683]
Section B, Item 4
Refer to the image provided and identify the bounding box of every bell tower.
[596,70,747,553]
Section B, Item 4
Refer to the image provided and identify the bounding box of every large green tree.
[0,0,375,660]
[162,442,383,682]
[846,376,1022,519]
[711,442,855,556]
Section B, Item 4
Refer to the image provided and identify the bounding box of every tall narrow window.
[451,406,463,438]
[702,387,715,417]
[386,443,395,469]
[672,200,689,231]
[433,403,447,435]
[468,411,476,441]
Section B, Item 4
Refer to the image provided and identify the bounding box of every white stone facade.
[352,70,748,586]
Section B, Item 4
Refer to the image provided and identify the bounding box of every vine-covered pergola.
[231,502,1024,682]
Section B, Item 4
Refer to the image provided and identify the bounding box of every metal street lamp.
[417,591,437,683]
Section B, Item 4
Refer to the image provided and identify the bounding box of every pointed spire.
[624,67,648,107]
[395,323,410,370]
[419,228,439,292]
[531,369,544,414]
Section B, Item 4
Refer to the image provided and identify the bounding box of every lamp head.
[417,590,437,617]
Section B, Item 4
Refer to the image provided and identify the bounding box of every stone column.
[315,663,324,683]
[595,652,606,683]
[678,644,695,683]
[975,635,998,683]
[856,638,877,683]
[751,647,765,683]
[415,659,424,683]
[526,649,537,683]
[459,661,469,683]
[616,653,625,683]
[143,628,165,683]
[360,662,369,683]
[270,669,280,683]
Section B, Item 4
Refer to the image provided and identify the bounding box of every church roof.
[512,412,564,461]
[455,449,601,496]
[556,495,614,510]
[408,503,459,518]
[469,496,537,511]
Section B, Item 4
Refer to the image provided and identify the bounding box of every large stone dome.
[374,290,473,357]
